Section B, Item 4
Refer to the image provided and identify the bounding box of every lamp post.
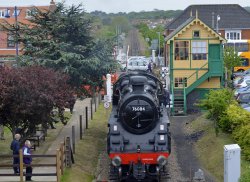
[157,32,161,57]
[216,15,220,34]
[5,6,19,63]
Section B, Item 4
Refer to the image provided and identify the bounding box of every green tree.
[224,47,241,86]
[0,3,117,93]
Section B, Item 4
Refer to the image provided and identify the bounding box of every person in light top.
[22,140,32,181]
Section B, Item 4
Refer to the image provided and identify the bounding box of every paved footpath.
[0,98,95,182]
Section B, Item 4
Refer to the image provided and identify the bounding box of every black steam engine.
[108,72,171,181]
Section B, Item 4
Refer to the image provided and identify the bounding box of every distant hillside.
[90,10,182,20]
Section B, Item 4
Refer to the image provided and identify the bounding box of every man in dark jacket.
[10,133,21,174]
[23,140,32,181]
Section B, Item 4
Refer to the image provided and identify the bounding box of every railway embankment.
[184,113,250,182]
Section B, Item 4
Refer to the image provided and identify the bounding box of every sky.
[0,0,249,13]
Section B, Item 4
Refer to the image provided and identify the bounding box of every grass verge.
[61,104,110,182]
[186,114,250,182]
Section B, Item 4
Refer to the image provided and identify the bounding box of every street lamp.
[216,15,220,34]
[5,6,19,63]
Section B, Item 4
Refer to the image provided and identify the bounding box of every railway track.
[127,28,142,56]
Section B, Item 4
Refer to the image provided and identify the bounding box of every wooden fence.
[0,137,72,182]
[0,93,102,182]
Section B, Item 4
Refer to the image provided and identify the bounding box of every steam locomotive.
[107,72,171,181]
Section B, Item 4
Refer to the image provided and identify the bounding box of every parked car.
[231,68,250,80]
[241,103,250,112]
[119,56,146,71]
[236,91,250,104]
[234,85,250,97]
[234,76,250,88]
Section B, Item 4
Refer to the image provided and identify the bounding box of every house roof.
[165,16,226,43]
[166,4,250,30]
[165,16,195,41]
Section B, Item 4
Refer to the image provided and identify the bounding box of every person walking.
[10,133,21,174]
[23,140,32,181]
[147,61,152,73]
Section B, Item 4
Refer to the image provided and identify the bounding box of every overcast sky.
[0,0,249,13]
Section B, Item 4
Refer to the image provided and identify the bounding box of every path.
[0,98,95,182]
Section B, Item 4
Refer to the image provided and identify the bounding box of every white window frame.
[191,41,207,60]
[0,9,10,18]
[225,30,241,40]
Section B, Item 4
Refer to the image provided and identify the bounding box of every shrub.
[240,170,250,182]
[219,104,250,132]
[233,124,250,160]
[198,89,235,121]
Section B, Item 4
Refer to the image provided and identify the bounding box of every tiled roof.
[166,4,250,30]
[165,17,195,41]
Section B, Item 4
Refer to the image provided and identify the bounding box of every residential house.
[0,0,56,67]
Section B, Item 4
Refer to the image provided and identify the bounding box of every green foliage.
[224,47,241,70]
[110,16,131,34]
[198,89,235,121]
[90,10,182,21]
[240,172,250,182]
[0,3,117,93]
[224,47,241,82]
[233,124,250,160]
[200,89,250,160]
[219,104,250,132]
[136,23,165,54]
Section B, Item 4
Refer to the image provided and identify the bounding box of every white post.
[224,144,241,182]
[106,74,112,102]
[152,50,156,63]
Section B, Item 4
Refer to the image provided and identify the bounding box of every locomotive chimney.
[130,76,147,91]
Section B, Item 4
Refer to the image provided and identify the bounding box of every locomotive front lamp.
[157,155,167,166]
[160,135,165,141]
[112,156,121,167]
[114,125,118,131]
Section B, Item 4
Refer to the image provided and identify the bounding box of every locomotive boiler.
[107,72,171,181]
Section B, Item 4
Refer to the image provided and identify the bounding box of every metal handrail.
[186,62,209,80]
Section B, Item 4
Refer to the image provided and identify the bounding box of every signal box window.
[192,41,207,60]
[193,30,200,38]
[174,77,187,87]
[175,41,189,60]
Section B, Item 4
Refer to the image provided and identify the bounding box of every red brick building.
[0,0,56,66]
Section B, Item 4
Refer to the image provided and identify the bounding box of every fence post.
[19,149,24,182]
[98,92,101,105]
[90,98,93,120]
[72,126,75,154]
[56,149,61,182]
[65,136,72,167]
[80,115,83,139]
[85,107,88,129]
[94,94,97,112]
[60,142,64,175]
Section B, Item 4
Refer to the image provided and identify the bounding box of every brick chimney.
[49,0,56,12]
